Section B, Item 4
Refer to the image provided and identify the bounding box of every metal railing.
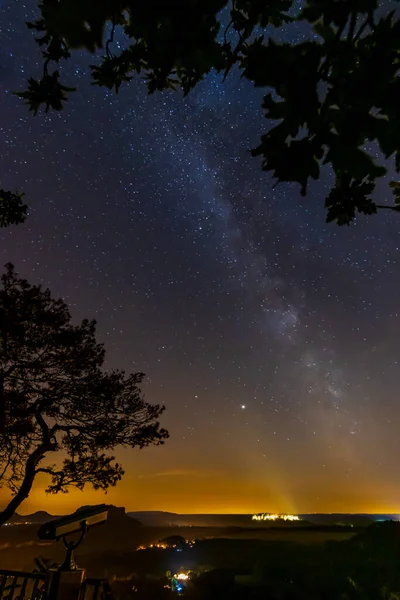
[0,570,47,600]
[80,579,113,600]
[0,571,114,600]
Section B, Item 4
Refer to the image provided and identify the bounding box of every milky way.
[1,0,400,514]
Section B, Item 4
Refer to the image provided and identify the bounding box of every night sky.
[1,0,400,516]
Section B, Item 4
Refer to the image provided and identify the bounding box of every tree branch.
[0,440,53,526]
[0,453,12,481]
[35,467,61,477]
[0,375,5,434]
[106,23,116,58]
[375,205,400,212]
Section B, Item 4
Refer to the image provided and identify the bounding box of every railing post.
[46,568,86,600]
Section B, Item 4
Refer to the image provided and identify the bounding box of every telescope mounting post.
[59,522,87,571]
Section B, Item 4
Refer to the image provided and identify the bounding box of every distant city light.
[137,542,168,550]
[240,404,246,409]
[171,571,190,594]
[137,538,195,551]
[252,513,300,522]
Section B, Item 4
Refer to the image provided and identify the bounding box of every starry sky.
[1,0,400,516]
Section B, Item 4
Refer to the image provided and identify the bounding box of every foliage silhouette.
[173,524,400,600]
[0,190,28,228]
[10,0,400,225]
[0,263,168,527]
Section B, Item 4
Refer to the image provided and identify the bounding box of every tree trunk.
[0,375,5,434]
[0,444,48,527]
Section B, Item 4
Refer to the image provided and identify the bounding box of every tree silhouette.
[12,0,400,225]
[0,263,168,526]
[0,190,28,228]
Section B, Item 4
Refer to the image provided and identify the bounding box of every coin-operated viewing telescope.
[38,505,109,571]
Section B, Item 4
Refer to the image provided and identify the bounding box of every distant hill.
[127,512,396,528]
[11,511,55,524]
[350,520,400,550]
[9,508,398,528]
[11,505,143,527]
[81,504,142,528]
[128,511,178,526]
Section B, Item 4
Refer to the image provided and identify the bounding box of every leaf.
[15,72,75,114]
[326,135,387,181]
[253,135,320,195]
[301,0,378,27]
[91,55,133,93]
[314,21,336,42]
[233,0,293,29]
[325,176,376,225]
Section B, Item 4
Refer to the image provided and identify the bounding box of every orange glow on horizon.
[1,442,399,517]
[1,468,400,517]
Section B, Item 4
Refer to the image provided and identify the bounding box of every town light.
[252,513,300,522]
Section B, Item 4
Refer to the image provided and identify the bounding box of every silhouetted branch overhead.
[6,0,396,225]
